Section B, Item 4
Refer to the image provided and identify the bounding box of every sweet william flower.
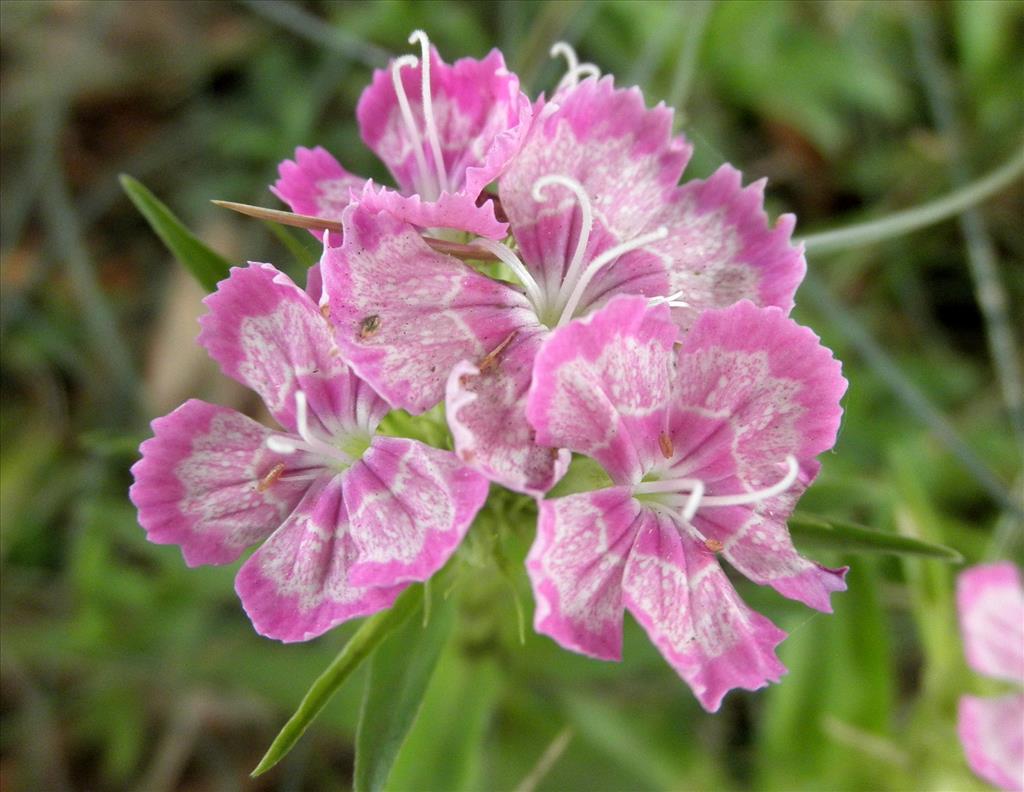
[523,295,847,711]
[129,264,488,642]
[273,30,532,242]
[957,562,1024,790]
[321,61,805,495]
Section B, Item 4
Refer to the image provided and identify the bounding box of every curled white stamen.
[549,41,579,73]
[648,290,690,309]
[533,174,594,308]
[556,225,669,326]
[391,54,436,198]
[549,41,600,91]
[651,455,801,515]
[266,391,352,466]
[409,30,448,194]
[557,63,600,91]
[473,238,547,312]
[700,456,800,508]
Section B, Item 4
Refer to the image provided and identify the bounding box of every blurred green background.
[2,1,1022,789]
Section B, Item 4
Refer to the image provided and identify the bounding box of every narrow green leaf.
[789,512,962,561]
[250,585,424,777]
[119,174,233,292]
[353,587,455,792]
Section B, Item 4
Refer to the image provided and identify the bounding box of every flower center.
[474,174,667,328]
[634,456,801,550]
[550,41,601,92]
[265,390,370,474]
[391,30,449,200]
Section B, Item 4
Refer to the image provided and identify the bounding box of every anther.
[658,431,673,459]
[479,330,518,374]
[257,462,286,492]
[704,538,724,553]
[648,290,690,309]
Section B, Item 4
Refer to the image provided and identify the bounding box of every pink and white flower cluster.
[131,33,848,711]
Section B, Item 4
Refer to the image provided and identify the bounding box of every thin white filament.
[549,42,600,91]
[549,41,579,73]
[647,290,690,309]
[700,456,800,507]
[409,30,449,194]
[557,63,600,91]
[556,226,668,326]
[473,238,547,312]
[266,391,352,466]
[654,455,801,511]
[391,54,436,198]
[532,174,594,311]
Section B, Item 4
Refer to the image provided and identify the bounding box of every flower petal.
[235,474,405,642]
[622,512,787,712]
[271,146,367,243]
[129,399,307,566]
[198,263,387,435]
[699,490,848,613]
[526,487,642,661]
[653,165,806,331]
[500,76,689,291]
[446,329,570,495]
[525,295,677,484]
[322,203,533,414]
[357,47,530,237]
[667,300,847,609]
[342,436,489,587]
[958,562,1024,683]
[959,694,1024,791]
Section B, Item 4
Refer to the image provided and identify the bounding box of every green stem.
[800,144,1024,254]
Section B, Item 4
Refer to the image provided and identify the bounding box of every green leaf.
[119,174,233,292]
[250,585,424,777]
[545,455,613,499]
[353,586,455,792]
[789,512,962,561]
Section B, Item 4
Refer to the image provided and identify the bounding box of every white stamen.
[700,456,800,508]
[681,480,705,523]
[549,41,579,73]
[648,290,690,309]
[391,54,437,198]
[549,41,600,91]
[473,238,547,312]
[265,390,353,467]
[649,455,801,516]
[532,174,594,310]
[556,226,669,326]
[557,63,600,91]
[409,30,449,194]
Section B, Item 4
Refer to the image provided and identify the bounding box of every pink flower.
[273,31,532,241]
[957,562,1024,790]
[129,264,488,642]
[322,72,805,495]
[522,295,847,711]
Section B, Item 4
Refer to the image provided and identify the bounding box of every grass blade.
[250,585,424,777]
[120,175,233,293]
[790,512,962,561]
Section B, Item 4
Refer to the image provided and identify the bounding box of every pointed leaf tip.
[120,174,233,292]
[789,512,963,562]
